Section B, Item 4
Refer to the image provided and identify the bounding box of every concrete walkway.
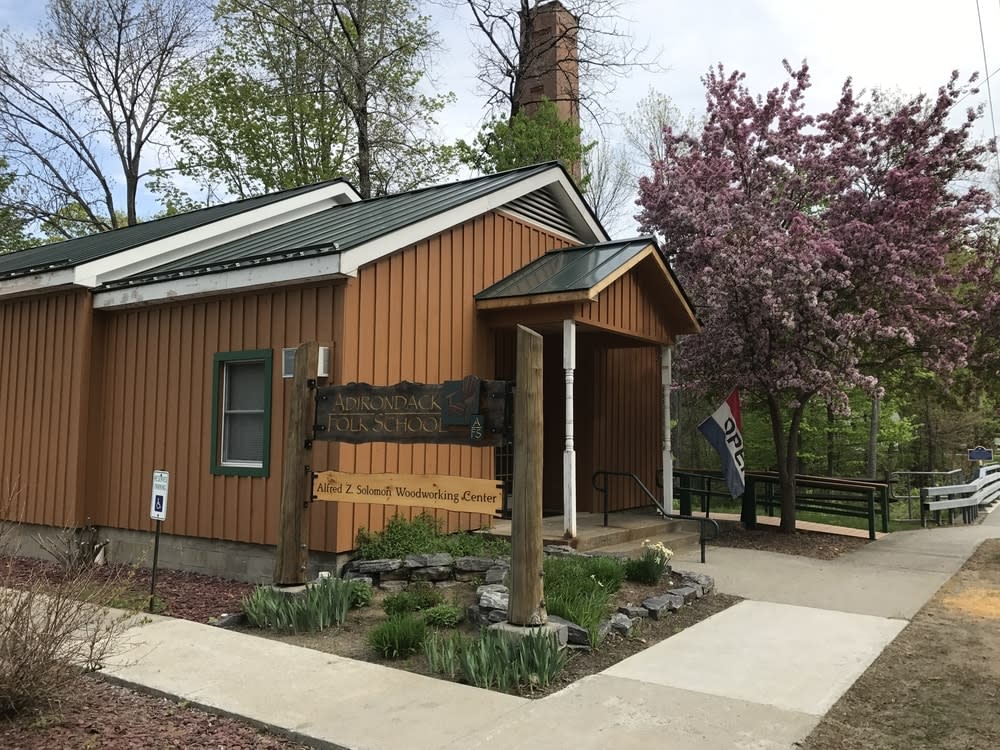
[102,510,1000,750]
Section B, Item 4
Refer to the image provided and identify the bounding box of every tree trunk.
[767,393,806,533]
[866,395,880,479]
[826,403,835,476]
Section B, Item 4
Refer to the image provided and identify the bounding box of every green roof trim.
[102,162,574,290]
[0,180,350,280]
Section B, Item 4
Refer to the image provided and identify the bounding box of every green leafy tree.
[458,99,593,187]
[0,159,30,253]
[165,0,456,200]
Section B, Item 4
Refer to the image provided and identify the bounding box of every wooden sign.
[313,470,504,515]
[313,378,511,446]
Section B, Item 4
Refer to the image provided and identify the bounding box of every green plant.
[368,614,427,659]
[624,540,673,585]
[424,630,468,679]
[355,513,511,560]
[383,584,444,616]
[241,578,355,633]
[422,602,464,628]
[458,630,566,693]
[459,629,517,691]
[349,580,373,608]
[543,555,625,648]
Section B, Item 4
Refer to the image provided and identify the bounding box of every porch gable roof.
[474,238,700,338]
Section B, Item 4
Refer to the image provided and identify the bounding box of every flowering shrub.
[624,540,673,585]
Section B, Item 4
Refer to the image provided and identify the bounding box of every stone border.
[341,545,715,651]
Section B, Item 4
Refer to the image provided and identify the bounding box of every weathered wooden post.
[274,341,319,585]
[509,325,546,626]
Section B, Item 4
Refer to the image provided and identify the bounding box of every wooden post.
[509,325,546,627]
[274,341,319,585]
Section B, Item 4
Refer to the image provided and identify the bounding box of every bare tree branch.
[452,0,660,124]
[0,0,208,238]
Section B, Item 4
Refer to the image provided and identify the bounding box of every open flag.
[697,390,745,497]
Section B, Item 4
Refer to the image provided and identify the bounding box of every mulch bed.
[0,678,309,749]
[0,555,255,623]
[709,520,871,560]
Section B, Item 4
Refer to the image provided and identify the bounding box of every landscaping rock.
[618,605,648,619]
[543,544,577,557]
[212,612,247,629]
[379,580,408,593]
[610,612,633,635]
[357,558,403,574]
[476,583,508,596]
[404,553,453,569]
[410,565,452,582]
[434,580,460,589]
[487,609,508,623]
[669,586,698,604]
[597,619,612,644]
[547,615,590,647]
[485,566,508,585]
[454,556,494,572]
[643,593,684,619]
[343,573,374,586]
[479,589,509,611]
[678,571,715,594]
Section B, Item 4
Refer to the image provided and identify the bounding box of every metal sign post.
[149,470,169,612]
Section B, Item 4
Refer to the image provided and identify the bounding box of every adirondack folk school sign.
[313,377,511,446]
[309,377,511,516]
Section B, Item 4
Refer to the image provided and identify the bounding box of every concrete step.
[586,528,703,559]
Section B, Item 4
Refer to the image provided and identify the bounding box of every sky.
[429,0,1000,233]
[3,0,1000,234]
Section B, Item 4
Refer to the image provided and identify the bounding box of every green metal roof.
[475,238,655,300]
[104,163,564,289]
[0,180,348,280]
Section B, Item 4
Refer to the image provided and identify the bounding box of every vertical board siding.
[577,259,672,343]
[0,291,89,527]
[590,346,662,512]
[92,283,342,551]
[335,212,571,549]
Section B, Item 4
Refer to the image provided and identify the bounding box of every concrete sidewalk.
[102,510,1000,750]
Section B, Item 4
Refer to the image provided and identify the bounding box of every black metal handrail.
[592,470,720,563]
[671,469,889,540]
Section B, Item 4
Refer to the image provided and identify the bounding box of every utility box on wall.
[282,346,330,379]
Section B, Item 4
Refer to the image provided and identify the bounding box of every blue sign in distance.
[967,446,993,461]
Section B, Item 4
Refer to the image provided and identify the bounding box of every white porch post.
[563,319,577,538]
[662,345,674,513]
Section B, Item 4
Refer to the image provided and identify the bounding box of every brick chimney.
[515,1,581,178]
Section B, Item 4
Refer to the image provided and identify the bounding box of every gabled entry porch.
[475,238,700,541]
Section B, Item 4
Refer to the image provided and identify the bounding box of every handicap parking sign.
[150,471,169,521]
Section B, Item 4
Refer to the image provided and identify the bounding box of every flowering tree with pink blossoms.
[637,62,995,532]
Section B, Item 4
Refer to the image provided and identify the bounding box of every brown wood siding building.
[82,212,571,554]
[0,290,92,528]
[0,164,700,573]
[332,212,571,551]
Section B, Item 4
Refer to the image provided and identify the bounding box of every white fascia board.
[93,255,344,309]
[339,168,609,276]
[75,182,359,288]
[0,268,75,299]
